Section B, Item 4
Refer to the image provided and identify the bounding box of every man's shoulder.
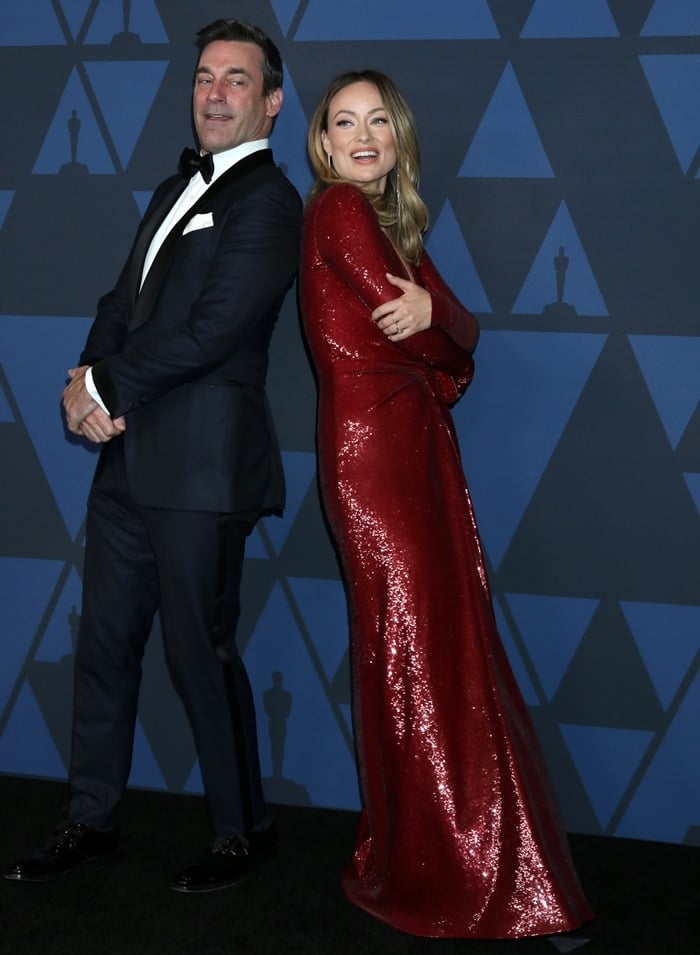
[216,154,302,212]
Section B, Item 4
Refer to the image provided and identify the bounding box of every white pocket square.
[183,212,214,235]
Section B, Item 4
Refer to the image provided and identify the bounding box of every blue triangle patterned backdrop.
[0,0,698,846]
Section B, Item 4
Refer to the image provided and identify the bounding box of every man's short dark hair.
[196,19,283,95]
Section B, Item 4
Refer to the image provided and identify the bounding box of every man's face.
[193,40,282,155]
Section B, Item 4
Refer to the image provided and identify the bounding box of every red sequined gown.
[300,183,592,939]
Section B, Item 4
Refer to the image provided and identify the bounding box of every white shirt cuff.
[85,366,109,413]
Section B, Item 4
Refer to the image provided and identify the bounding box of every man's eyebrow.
[195,65,253,78]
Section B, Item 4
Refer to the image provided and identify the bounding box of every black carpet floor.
[0,776,697,954]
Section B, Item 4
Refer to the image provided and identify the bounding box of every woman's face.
[321,81,397,195]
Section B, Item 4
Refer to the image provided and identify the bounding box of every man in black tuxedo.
[5,19,302,893]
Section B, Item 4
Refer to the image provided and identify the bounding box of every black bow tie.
[179,148,214,184]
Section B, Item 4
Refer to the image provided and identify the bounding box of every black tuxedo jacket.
[80,149,302,516]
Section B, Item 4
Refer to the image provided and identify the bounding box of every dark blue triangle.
[250,451,316,557]
[616,673,700,841]
[493,601,538,705]
[128,719,168,790]
[426,201,491,313]
[522,0,619,38]
[132,191,154,216]
[452,330,606,568]
[459,64,553,178]
[0,315,99,538]
[640,54,700,173]
[270,73,313,199]
[0,379,12,422]
[0,557,63,714]
[59,0,92,40]
[271,0,303,35]
[85,61,169,169]
[505,594,599,701]
[684,474,700,514]
[560,724,653,829]
[621,601,700,710]
[0,682,66,777]
[296,0,498,39]
[0,191,14,229]
[630,335,700,449]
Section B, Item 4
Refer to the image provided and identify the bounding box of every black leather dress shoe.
[4,822,120,882]
[171,822,278,893]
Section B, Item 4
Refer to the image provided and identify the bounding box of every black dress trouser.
[69,442,267,837]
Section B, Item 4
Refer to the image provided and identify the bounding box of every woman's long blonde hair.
[306,70,429,265]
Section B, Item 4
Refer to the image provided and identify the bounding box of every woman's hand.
[372,273,432,340]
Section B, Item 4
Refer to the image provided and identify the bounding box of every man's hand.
[79,409,126,444]
[63,366,97,433]
[63,366,126,442]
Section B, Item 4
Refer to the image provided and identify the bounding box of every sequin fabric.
[299,183,592,939]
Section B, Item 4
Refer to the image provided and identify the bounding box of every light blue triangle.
[493,601,539,705]
[621,601,700,710]
[270,73,313,199]
[452,330,607,568]
[60,0,93,39]
[0,557,63,715]
[84,0,168,43]
[0,681,67,778]
[521,0,619,38]
[616,672,700,842]
[0,2,65,44]
[459,64,554,178]
[296,0,498,39]
[244,583,359,809]
[34,569,84,663]
[85,61,169,169]
[132,190,154,216]
[629,335,700,448]
[641,0,700,37]
[684,474,700,514]
[640,54,700,173]
[253,451,317,556]
[505,594,598,701]
[426,201,491,313]
[512,202,608,315]
[287,577,349,683]
[0,314,100,538]
[0,190,14,229]
[271,0,303,35]
[33,69,114,173]
[128,719,167,791]
[560,724,654,829]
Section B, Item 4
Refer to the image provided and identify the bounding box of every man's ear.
[266,87,283,119]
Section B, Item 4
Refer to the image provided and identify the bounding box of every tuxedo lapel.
[127,177,187,304]
[129,150,274,332]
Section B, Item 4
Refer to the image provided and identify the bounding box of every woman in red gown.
[299,70,592,939]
